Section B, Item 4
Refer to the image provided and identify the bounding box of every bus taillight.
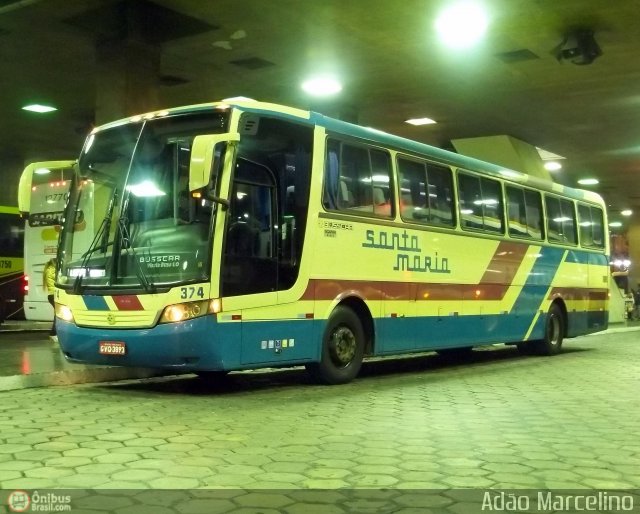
[23,275,29,293]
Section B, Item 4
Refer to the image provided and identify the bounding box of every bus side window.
[524,190,543,240]
[458,173,484,230]
[578,203,604,249]
[507,186,529,238]
[427,164,454,226]
[578,204,594,247]
[546,195,577,245]
[507,186,542,240]
[324,139,392,218]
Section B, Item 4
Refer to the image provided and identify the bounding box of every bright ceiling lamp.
[22,103,57,113]
[577,178,599,186]
[222,96,256,102]
[544,161,562,171]
[609,221,622,228]
[621,209,633,216]
[34,168,51,175]
[301,76,342,97]
[435,2,488,49]
[405,117,437,126]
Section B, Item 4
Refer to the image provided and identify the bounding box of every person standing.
[42,258,57,342]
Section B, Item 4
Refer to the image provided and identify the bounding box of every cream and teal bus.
[49,100,609,384]
[18,161,76,321]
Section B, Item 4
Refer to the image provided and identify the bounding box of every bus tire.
[306,306,365,385]
[531,303,565,356]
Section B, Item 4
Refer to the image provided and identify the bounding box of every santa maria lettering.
[362,229,451,274]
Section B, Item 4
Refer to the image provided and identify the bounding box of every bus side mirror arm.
[207,195,230,210]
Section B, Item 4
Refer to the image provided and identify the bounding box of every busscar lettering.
[362,229,451,274]
[140,255,181,269]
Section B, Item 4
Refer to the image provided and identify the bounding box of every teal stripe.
[82,295,109,311]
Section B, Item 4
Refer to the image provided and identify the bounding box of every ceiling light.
[405,117,437,126]
[621,209,633,216]
[609,221,622,228]
[544,161,562,171]
[577,178,599,186]
[301,76,342,97]
[435,2,489,49]
[222,96,256,102]
[22,104,57,113]
[34,168,51,175]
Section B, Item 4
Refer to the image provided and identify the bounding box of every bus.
[45,100,609,384]
[0,205,25,322]
[18,161,76,321]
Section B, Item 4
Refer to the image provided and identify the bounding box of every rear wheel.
[306,306,365,385]
[519,304,564,356]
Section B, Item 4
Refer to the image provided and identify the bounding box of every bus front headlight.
[159,300,217,324]
[55,303,74,322]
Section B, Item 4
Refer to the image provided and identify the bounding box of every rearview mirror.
[189,133,239,192]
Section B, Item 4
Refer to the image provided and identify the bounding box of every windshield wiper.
[73,189,118,293]
[116,216,155,293]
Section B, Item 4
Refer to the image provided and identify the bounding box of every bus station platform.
[0,321,163,391]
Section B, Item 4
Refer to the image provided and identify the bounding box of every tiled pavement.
[0,329,639,511]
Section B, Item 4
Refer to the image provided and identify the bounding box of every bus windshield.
[58,110,229,292]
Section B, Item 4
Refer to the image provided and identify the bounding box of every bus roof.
[93,100,605,207]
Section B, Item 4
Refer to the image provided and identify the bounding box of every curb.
[0,366,168,392]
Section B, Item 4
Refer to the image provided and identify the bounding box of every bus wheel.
[531,304,565,356]
[307,306,365,385]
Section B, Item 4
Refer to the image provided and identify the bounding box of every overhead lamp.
[301,76,342,97]
[609,221,622,228]
[405,117,437,126]
[435,2,489,49]
[222,96,256,102]
[34,168,51,175]
[544,161,562,171]
[22,104,57,113]
[577,178,599,186]
[621,209,632,216]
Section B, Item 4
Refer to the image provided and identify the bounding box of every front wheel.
[306,306,365,385]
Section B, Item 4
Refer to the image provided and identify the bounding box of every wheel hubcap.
[329,326,356,367]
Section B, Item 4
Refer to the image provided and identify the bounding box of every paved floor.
[0,327,638,497]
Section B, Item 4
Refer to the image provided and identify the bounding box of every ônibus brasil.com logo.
[7,490,72,512]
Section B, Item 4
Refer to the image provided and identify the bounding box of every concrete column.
[2,155,25,207]
[95,37,160,125]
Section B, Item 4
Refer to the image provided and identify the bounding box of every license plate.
[99,341,126,355]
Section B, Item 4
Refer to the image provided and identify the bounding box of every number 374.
[180,286,205,299]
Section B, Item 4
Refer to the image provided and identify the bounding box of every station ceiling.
[1,0,639,223]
